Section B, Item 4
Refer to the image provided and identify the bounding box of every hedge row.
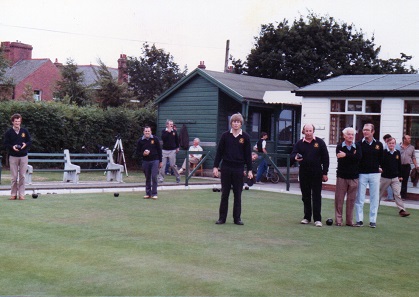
[0,101,156,168]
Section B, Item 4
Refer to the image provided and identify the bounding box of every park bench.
[68,149,124,183]
[25,149,124,184]
[25,150,80,184]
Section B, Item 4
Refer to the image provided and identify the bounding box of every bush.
[0,101,156,168]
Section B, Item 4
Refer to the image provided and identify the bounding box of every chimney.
[1,41,33,65]
[118,54,128,83]
[54,58,63,69]
[197,61,206,69]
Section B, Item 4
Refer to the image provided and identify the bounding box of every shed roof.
[4,59,49,84]
[156,68,298,104]
[295,74,419,97]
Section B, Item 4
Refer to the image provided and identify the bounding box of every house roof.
[4,59,50,84]
[156,68,298,104]
[77,65,118,87]
[295,74,419,97]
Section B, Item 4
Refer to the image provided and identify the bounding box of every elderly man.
[178,138,203,174]
[291,123,330,227]
[355,123,383,228]
[399,135,418,199]
[334,127,362,226]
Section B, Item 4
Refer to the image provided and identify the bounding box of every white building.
[294,74,419,197]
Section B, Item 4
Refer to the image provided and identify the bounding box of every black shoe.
[369,222,376,228]
[234,220,244,225]
[215,220,225,225]
[354,221,363,227]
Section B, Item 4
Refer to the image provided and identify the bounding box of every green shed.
[155,68,301,170]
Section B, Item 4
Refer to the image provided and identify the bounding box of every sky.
[1,0,419,73]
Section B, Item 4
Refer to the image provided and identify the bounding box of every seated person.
[178,138,203,174]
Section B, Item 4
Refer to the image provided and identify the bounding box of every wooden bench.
[25,149,124,184]
[67,149,124,183]
[26,150,80,184]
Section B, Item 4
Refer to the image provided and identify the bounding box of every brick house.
[1,41,61,101]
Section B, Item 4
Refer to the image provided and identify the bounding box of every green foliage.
[54,58,92,106]
[20,84,35,102]
[0,47,13,101]
[127,43,187,107]
[0,101,156,167]
[240,13,417,87]
[94,59,131,108]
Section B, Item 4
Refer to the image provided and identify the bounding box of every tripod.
[112,135,128,176]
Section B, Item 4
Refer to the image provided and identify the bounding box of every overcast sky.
[1,0,418,73]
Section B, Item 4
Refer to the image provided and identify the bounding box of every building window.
[33,90,41,102]
[330,99,381,144]
[404,100,419,149]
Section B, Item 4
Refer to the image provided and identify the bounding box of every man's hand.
[248,171,253,180]
[322,175,328,182]
[213,168,219,178]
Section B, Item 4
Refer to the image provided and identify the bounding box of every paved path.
[1,178,418,210]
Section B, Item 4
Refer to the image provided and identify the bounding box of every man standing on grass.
[159,119,181,184]
[254,132,268,184]
[291,123,329,227]
[4,113,32,200]
[379,137,410,217]
[136,126,162,200]
[399,135,418,199]
[334,127,362,226]
[213,113,253,225]
[355,123,383,228]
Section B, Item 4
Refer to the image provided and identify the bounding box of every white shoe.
[300,219,310,224]
[314,221,323,227]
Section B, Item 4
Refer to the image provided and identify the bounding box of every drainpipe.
[242,100,249,131]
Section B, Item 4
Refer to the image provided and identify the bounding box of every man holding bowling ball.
[4,113,32,200]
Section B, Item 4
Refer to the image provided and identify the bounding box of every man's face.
[404,135,411,145]
[12,118,21,129]
[231,120,242,130]
[388,139,396,150]
[166,121,173,131]
[143,128,151,138]
[343,130,355,143]
[193,139,199,146]
[303,125,314,140]
[362,125,374,139]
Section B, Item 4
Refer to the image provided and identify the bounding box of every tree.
[0,46,14,100]
[239,13,416,87]
[127,43,187,107]
[54,58,91,106]
[94,59,131,108]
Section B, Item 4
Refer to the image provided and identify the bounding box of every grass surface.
[0,189,417,296]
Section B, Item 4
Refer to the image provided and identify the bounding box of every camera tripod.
[112,135,128,176]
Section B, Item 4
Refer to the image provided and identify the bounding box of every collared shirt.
[362,137,376,145]
[303,136,316,143]
[399,143,416,165]
[342,141,356,151]
[189,144,203,160]
[229,128,243,137]
[141,135,155,140]
[386,148,396,155]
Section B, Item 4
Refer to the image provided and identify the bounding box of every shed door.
[277,108,300,162]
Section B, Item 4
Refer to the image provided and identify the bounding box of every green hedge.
[0,101,156,168]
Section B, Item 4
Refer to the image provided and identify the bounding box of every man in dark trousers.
[379,137,410,217]
[213,113,253,225]
[291,123,329,227]
[136,126,162,200]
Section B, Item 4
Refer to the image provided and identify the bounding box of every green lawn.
[0,189,417,296]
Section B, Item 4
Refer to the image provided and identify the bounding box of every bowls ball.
[114,193,119,197]
[32,193,38,199]
[326,218,333,226]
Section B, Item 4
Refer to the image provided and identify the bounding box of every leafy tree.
[54,58,91,106]
[0,46,13,101]
[127,43,187,107]
[94,59,131,108]
[20,84,35,101]
[238,13,416,87]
